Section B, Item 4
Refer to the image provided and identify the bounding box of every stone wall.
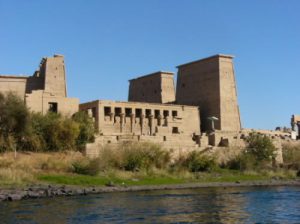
[80,100,201,157]
[43,55,67,97]
[176,54,241,132]
[80,100,200,136]
[26,90,79,116]
[0,76,27,99]
[128,71,175,104]
[0,55,78,116]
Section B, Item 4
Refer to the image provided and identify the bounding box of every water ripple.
[0,186,299,223]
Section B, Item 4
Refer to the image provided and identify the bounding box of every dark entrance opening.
[48,102,58,113]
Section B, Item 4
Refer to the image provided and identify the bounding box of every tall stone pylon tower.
[176,54,241,132]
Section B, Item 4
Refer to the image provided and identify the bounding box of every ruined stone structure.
[291,115,300,139]
[0,55,79,116]
[176,54,241,132]
[128,71,176,104]
[2,53,294,163]
[80,100,205,157]
[82,54,245,157]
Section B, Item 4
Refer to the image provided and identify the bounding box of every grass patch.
[37,169,287,187]
[37,173,186,186]
[38,174,109,186]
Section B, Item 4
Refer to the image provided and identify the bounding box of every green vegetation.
[0,92,95,153]
[0,93,299,188]
[98,142,170,172]
[282,142,300,169]
[38,174,185,186]
[246,132,276,162]
[184,151,217,172]
[0,92,30,152]
[226,133,277,171]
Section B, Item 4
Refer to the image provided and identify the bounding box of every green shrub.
[123,148,143,171]
[0,92,30,151]
[72,158,100,176]
[246,132,276,162]
[0,93,95,152]
[29,112,80,151]
[226,153,257,171]
[226,133,277,171]
[184,151,217,172]
[282,142,300,169]
[72,111,95,150]
[96,142,170,172]
[121,142,170,171]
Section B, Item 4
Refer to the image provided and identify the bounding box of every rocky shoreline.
[1,179,300,202]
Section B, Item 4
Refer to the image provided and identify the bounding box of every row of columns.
[108,113,169,135]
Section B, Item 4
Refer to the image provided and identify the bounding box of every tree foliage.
[72,111,95,150]
[0,93,95,152]
[226,133,277,171]
[185,151,217,172]
[0,92,30,152]
[246,132,276,161]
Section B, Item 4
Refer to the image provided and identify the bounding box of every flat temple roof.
[0,74,28,79]
[80,99,199,109]
[129,71,174,82]
[176,54,234,68]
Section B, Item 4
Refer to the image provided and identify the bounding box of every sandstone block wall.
[0,55,78,116]
[176,54,241,132]
[128,71,175,104]
[80,100,200,136]
[0,76,27,99]
[43,55,67,97]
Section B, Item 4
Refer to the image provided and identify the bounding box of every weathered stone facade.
[128,71,176,104]
[291,114,300,139]
[79,54,291,162]
[0,55,79,116]
[2,53,297,164]
[80,100,201,157]
[176,54,241,132]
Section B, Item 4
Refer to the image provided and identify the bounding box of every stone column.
[149,115,154,135]
[130,113,135,133]
[140,114,145,135]
[120,113,125,133]
[110,112,114,122]
[157,115,162,126]
[164,116,169,127]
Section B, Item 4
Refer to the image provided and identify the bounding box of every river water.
[0,186,300,223]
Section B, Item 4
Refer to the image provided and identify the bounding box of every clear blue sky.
[0,0,299,130]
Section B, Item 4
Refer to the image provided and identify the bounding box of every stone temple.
[0,54,297,159]
[0,55,78,116]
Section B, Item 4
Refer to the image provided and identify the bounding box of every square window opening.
[172,127,179,134]
[115,107,122,116]
[104,107,111,116]
[48,102,58,113]
[136,108,142,117]
[146,109,151,118]
[125,108,132,117]
[154,110,160,118]
[163,110,169,118]
[172,110,178,117]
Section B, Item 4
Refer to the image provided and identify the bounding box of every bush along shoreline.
[1,93,300,201]
[0,92,95,153]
